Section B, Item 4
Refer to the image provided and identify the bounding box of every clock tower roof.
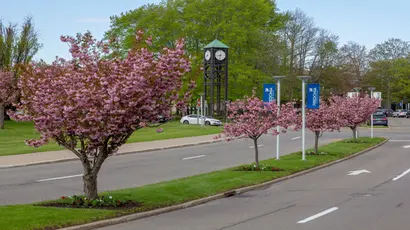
[204,39,229,49]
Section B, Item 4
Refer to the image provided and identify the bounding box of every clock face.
[215,50,226,61]
[205,50,211,61]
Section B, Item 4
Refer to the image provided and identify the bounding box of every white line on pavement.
[291,136,301,140]
[182,155,205,160]
[297,207,339,224]
[36,174,83,182]
[393,168,410,181]
[249,145,264,148]
[403,145,410,148]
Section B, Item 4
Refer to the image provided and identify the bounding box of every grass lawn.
[0,121,223,156]
[0,137,385,230]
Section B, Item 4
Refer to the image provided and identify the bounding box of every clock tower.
[203,39,229,117]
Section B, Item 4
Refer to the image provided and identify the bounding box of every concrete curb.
[0,139,224,169]
[61,138,389,230]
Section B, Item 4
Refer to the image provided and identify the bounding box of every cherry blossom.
[10,30,192,199]
[331,95,380,141]
[0,71,18,129]
[306,97,346,154]
[220,92,299,169]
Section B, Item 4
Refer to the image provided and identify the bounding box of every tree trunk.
[253,138,259,170]
[0,104,5,129]
[83,172,98,200]
[352,126,358,142]
[314,131,320,154]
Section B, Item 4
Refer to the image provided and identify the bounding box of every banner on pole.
[306,83,320,109]
[262,83,276,103]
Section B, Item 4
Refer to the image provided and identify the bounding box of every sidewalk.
[0,134,222,168]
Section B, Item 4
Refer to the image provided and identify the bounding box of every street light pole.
[273,76,285,160]
[368,87,375,138]
[297,76,311,161]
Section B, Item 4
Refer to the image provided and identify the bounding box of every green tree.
[369,38,410,61]
[365,38,410,109]
[106,0,287,100]
[0,16,42,129]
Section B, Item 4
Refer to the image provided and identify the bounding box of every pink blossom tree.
[306,97,346,154]
[332,95,380,142]
[0,71,18,129]
[9,31,192,199]
[221,93,299,169]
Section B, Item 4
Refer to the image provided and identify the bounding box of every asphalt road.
[0,129,346,205]
[98,118,410,230]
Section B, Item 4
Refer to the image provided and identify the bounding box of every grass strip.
[0,137,385,230]
[0,121,223,156]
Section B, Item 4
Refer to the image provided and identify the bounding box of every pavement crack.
[0,181,39,188]
[216,204,296,230]
[369,178,392,191]
[396,202,403,208]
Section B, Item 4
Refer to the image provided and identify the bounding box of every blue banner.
[307,83,320,109]
[262,84,276,103]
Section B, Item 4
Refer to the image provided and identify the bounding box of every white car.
[399,110,408,117]
[393,110,407,117]
[180,115,222,126]
[393,110,401,117]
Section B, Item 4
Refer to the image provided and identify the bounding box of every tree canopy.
[106,1,410,108]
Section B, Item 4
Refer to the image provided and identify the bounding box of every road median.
[0,137,387,230]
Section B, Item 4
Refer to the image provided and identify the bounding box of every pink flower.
[145,37,153,46]
[0,71,18,107]
[12,30,194,161]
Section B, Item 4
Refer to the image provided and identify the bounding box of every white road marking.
[36,174,83,182]
[291,136,301,140]
[393,168,410,181]
[297,207,339,224]
[347,169,371,176]
[182,155,205,160]
[403,145,410,148]
[249,145,264,148]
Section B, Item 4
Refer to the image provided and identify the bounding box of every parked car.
[374,110,385,116]
[367,113,388,126]
[158,115,170,123]
[399,110,408,117]
[393,110,407,117]
[406,110,410,118]
[375,109,385,115]
[180,115,222,126]
[385,109,394,117]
